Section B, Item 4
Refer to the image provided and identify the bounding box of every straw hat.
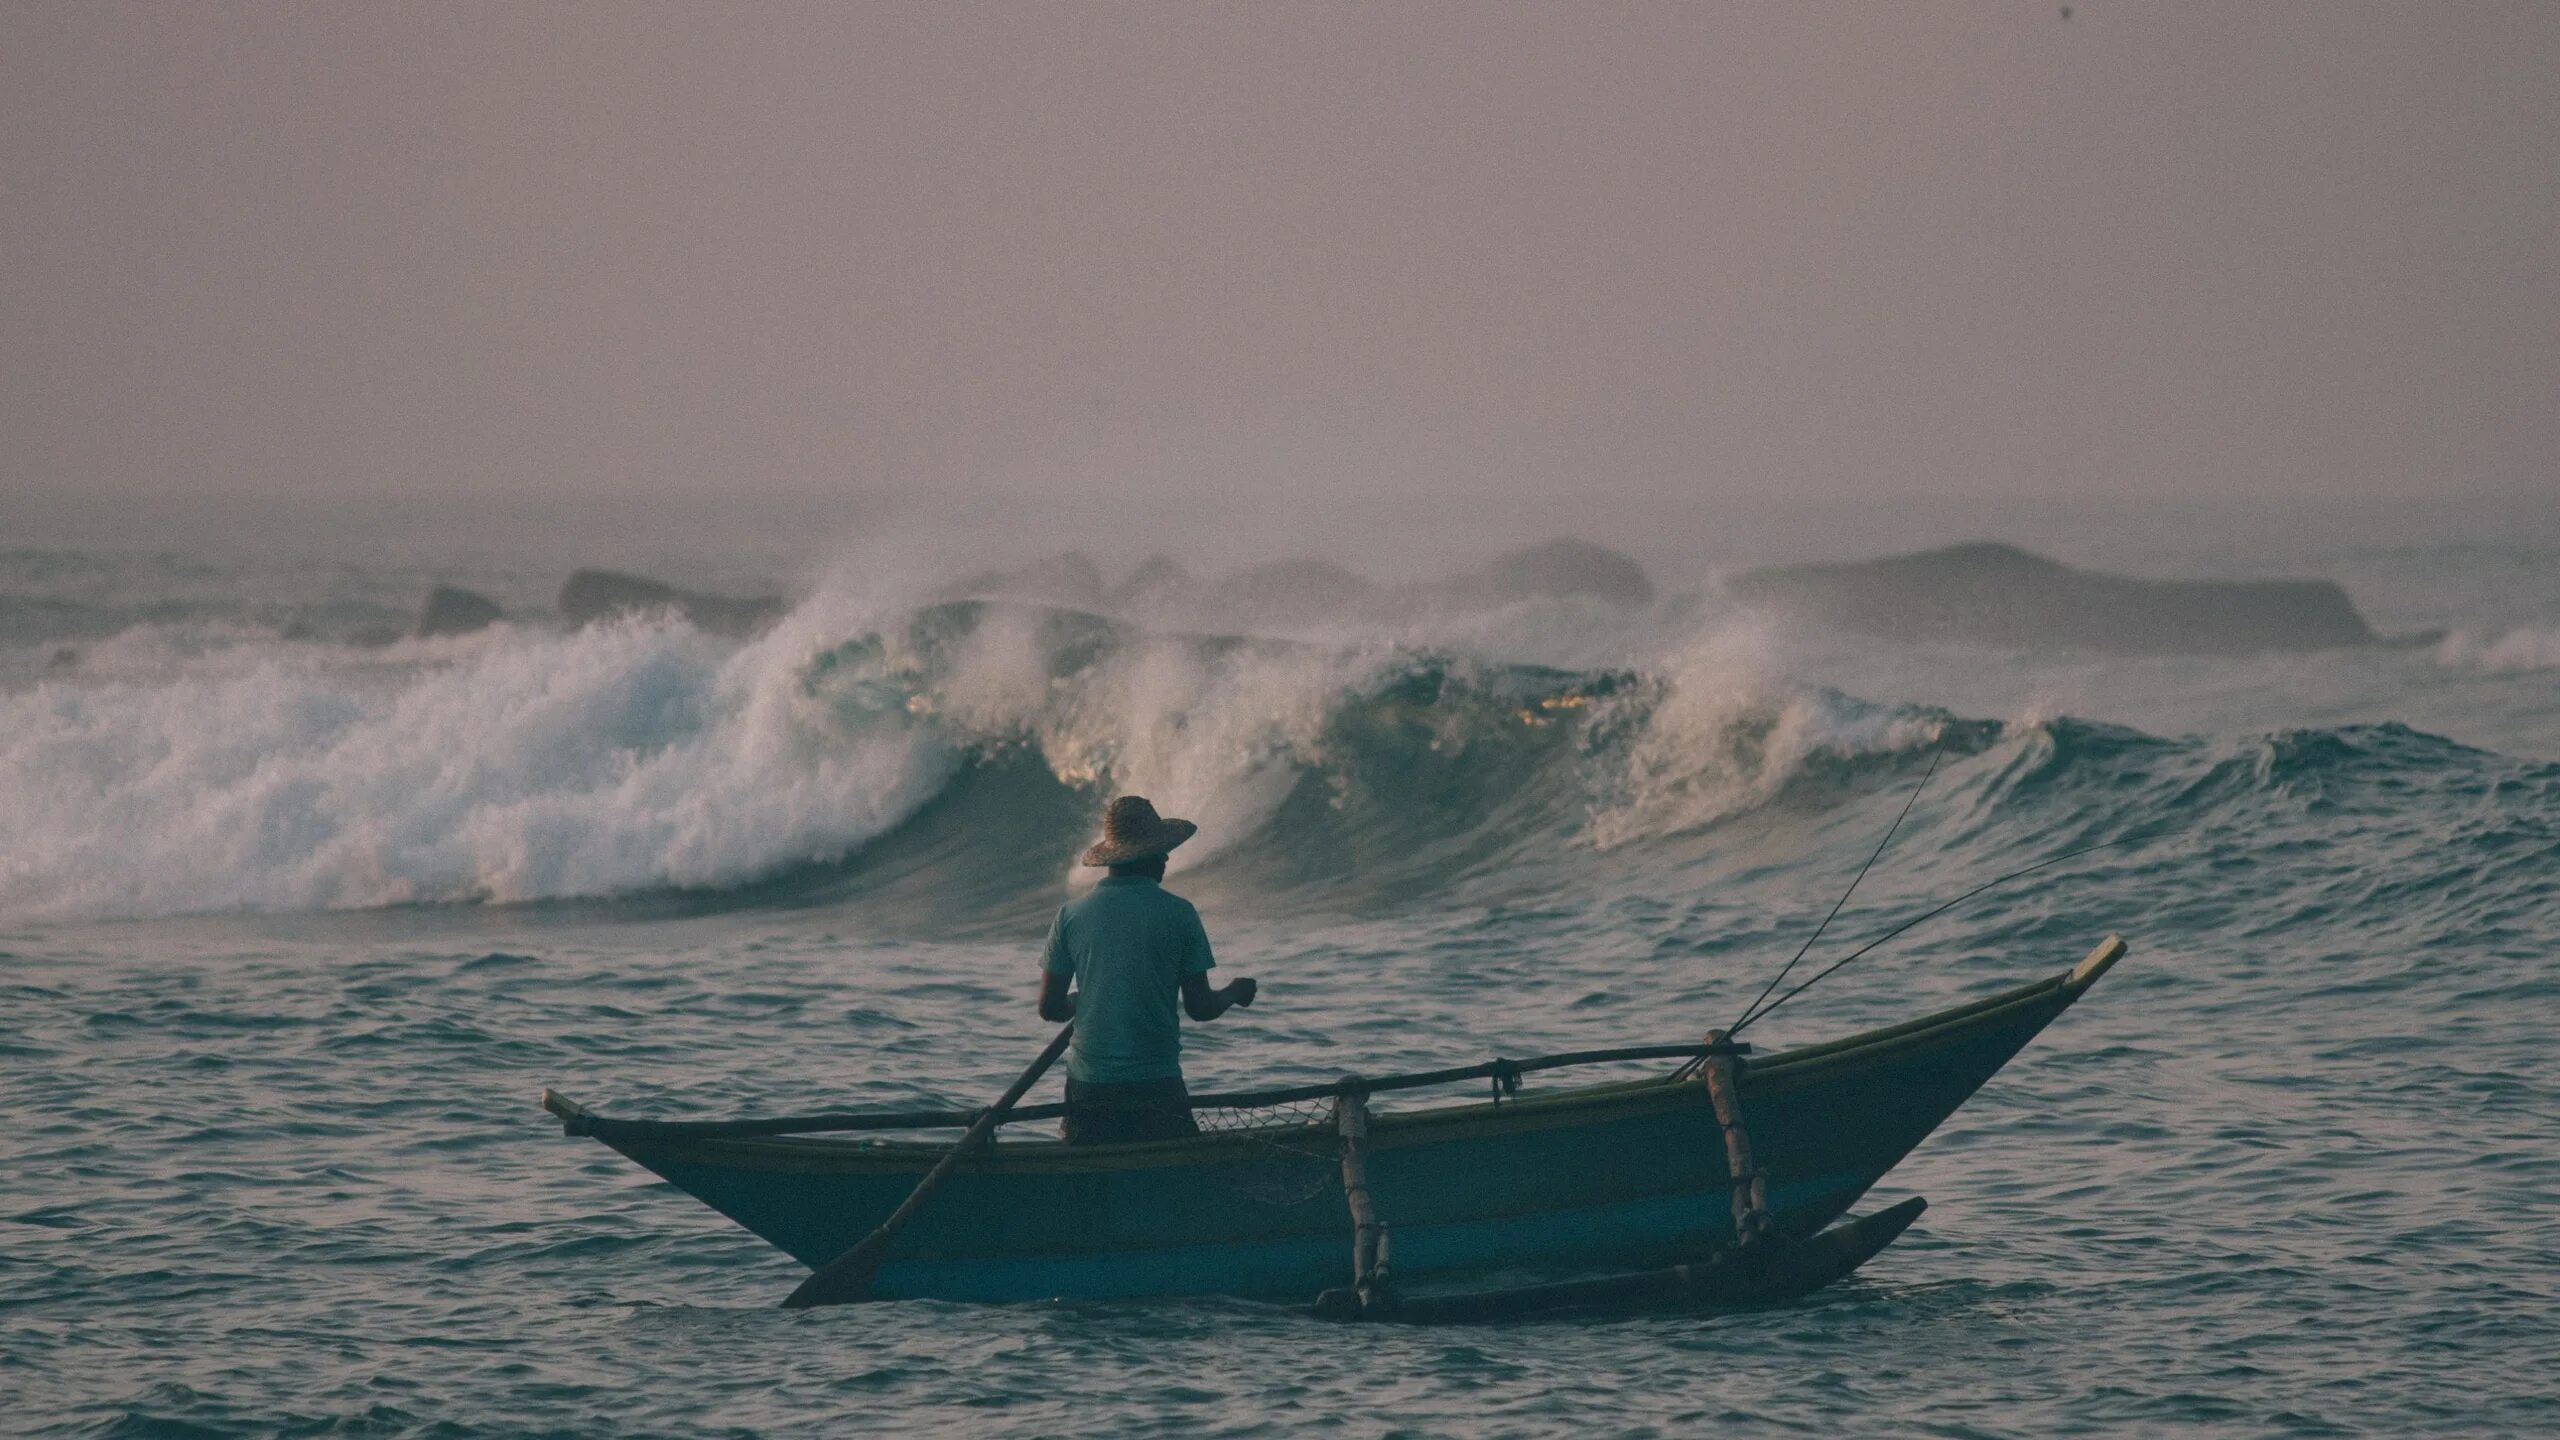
[1080,795,1199,867]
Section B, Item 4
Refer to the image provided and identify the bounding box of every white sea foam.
[923,608,1391,881]
[0,568,1410,919]
[1585,624,1943,849]
[2,579,1948,920]
[0,607,958,919]
[2435,626,2560,674]
[1060,640,1386,875]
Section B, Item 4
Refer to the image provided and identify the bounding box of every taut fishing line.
[1730,740,1946,1032]
[1724,833,2143,1040]
[1673,738,1946,1082]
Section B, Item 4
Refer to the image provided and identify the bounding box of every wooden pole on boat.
[781,1023,1074,1310]
[1336,1087,1392,1312]
[1699,1029,1769,1245]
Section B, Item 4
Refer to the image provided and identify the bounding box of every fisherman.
[1038,795,1257,1144]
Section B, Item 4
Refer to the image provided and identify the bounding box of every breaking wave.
[17,580,2548,926]
[0,591,1973,921]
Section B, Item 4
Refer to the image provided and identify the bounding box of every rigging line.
[1673,737,1947,1083]
[1729,739,1946,1035]
[1724,833,2142,1041]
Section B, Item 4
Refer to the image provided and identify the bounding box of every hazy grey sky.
[4,2,2554,525]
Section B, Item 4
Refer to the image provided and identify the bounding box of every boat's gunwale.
[548,937,2123,1178]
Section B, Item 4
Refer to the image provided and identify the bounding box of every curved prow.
[2067,934,2128,992]
[541,1089,593,1130]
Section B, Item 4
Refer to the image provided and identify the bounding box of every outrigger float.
[543,935,2126,1320]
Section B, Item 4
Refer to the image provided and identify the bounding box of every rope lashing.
[1697,1028,1771,1246]
[1488,1058,1522,1108]
[1333,1085,1395,1314]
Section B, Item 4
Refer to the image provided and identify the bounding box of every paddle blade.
[782,1236,884,1309]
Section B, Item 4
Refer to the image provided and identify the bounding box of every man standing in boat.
[1038,795,1257,1143]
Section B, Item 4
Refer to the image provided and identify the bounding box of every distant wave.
[2436,626,2560,673]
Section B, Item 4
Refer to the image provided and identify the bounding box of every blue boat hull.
[547,941,2124,1304]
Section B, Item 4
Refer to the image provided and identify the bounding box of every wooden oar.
[781,1023,1074,1310]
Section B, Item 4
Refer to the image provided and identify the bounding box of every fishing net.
[1192,1096,1343,1207]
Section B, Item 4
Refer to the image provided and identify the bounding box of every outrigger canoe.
[543,935,2126,1317]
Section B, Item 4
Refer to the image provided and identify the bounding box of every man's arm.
[1174,904,1250,1021]
[1180,972,1256,1022]
[1038,970,1076,1023]
[1037,906,1076,1021]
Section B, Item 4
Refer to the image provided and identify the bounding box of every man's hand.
[1182,972,1257,1021]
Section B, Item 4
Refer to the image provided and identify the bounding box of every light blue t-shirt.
[1041,875,1217,1084]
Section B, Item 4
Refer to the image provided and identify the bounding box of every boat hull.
[549,943,2122,1306]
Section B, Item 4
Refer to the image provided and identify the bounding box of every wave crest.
[2,597,1978,920]
[1584,628,1950,850]
[2,612,951,918]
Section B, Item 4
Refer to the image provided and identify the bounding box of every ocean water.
[4,515,2557,1438]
